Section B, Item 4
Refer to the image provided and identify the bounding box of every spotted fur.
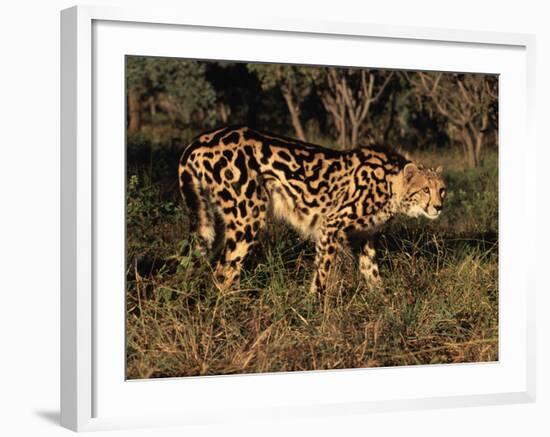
[178,126,446,293]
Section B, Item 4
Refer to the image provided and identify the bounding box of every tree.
[127,89,142,134]
[315,68,394,149]
[126,57,218,134]
[409,72,498,168]
[247,64,316,141]
[126,57,148,133]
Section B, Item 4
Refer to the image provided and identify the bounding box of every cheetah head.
[398,163,446,220]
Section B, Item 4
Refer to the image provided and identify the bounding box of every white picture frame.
[60,5,536,432]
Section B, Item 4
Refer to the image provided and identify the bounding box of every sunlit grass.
[126,149,498,379]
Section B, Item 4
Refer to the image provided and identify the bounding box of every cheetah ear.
[435,165,443,175]
[403,163,418,182]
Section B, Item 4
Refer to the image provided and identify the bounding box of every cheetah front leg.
[309,231,341,294]
[359,238,382,287]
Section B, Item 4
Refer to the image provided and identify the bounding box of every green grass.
[126,149,498,379]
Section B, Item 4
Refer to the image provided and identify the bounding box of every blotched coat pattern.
[179,126,446,293]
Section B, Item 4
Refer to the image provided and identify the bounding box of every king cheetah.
[178,126,446,293]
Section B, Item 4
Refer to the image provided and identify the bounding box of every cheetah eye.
[423,187,430,194]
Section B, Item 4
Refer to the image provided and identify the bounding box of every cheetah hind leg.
[180,169,216,260]
[214,228,256,293]
[213,184,268,294]
[213,207,267,293]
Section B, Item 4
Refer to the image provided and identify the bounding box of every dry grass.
[126,149,498,379]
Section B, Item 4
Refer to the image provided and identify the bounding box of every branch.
[457,79,476,107]
[371,71,394,103]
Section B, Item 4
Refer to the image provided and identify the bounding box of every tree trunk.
[474,131,484,166]
[127,89,141,134]
[282,90,306,141]
[350,121,359,150]
[339,117,347,149]
[148,96,156,118]
[461,130,478,169]
[218,102,230,124]
[474,113,488,164]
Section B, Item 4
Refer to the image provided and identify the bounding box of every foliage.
[126,57,498,168]
[127,57,218,133]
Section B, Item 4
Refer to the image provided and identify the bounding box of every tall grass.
[126,149,498,379]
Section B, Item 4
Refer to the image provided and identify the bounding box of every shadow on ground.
[34,410,60,426]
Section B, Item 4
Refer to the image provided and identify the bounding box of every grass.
[126,148,498,379]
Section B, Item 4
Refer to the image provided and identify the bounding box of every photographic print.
[126,56,498,379]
